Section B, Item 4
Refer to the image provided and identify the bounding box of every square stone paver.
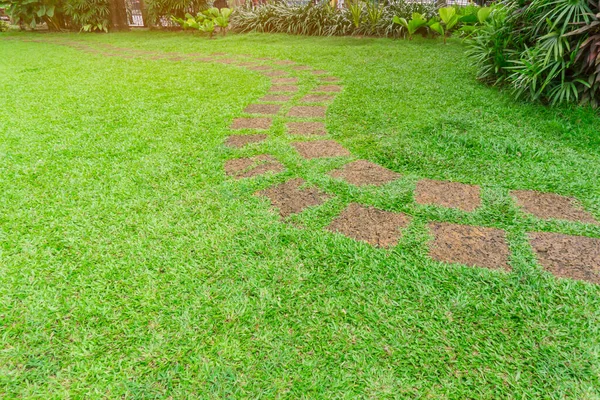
[248,65,272,71]
[329,160,401,187]
[287,106,327,118]
[428,223,510,271]
[244,104,281,115]
[225,134,267,148]
[273,60,295,65]
[292,66,311,71]
[272,77,298,84]
[292,140,351,159]
[312,70,328,75]
[260,94,293,102]
[225,155,284,179]
[286,122,327,136]
[269,85,298,93]
[327,203,411,248]
[320,76,340,82]
[257,178,330,217]
[263,71,287,77]
[231,117,272,130]
[415,179,481,212]
[511,190,597,224]
[529,232,600,284]
[315,85,342,92]
[300,94,336,103]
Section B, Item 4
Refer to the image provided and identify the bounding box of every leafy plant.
[348,0,362,28]
[393,12,428,40]
[63,0,109,32]
[0,19,9,31]
[172,7,232,38]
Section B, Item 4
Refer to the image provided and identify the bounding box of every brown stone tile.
[428,223,510,271]
[263,71,287,77]
[244,104,281,115]
[316,85,342,92]
[257,178,330,217]
[273,60,295,65]
[529,232,600,284]
[415,179,481,212]
[327,203,411,248]
[260,94,293,102]
[225,155,284,179]
[292,65,311,70]
[286,122,327,136]
[512,190,597,224]
[248,65,272,71]
[230,117,272,130]
[320,76,341,82]
[312,70,328,75]
[292,140,351,159]
[329,160,401,187]
[269,85,298,93]
[225,134,267,148]
[272,77,298,84]
[287,106,327,118]
[300,94,335,103]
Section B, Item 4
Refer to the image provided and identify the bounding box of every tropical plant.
[0,19,9,31]
[144,0,208,27]
[468,0,600,107]
[63,0,109,32]
[172,7,232,37]
[393,12,428,40]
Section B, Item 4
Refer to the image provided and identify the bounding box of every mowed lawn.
[1,32,599,398]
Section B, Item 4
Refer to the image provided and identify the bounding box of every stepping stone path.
[287,106,327,118]
[415,179,481,212]
[44,38,599,285]
[329,160,400,187]
[244,104,281,115]
[231,117,272,130]
[257,178,330,217]
[225,155,284,179]
[428,223,510,271]
[328,203,411,248]
[511,190,597,224]
[286,122,327,136]
[225,134,267,148]
[292,140,351,159]
[529,232,600,284]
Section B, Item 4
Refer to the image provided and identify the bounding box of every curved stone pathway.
[11,36,600,285]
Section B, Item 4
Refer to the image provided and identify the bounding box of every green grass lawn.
[1,31,599,398]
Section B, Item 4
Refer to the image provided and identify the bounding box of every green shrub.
[171,6,232,38]
[144,0,208,27]
[0,20,9,31]
[468,0,600,107]
[63,0,109,32]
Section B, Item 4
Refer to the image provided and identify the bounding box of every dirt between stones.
[225,134,267,148]
[286,122,327,136]
[225,155,284,179]
[327,203,411,247]
[512,190,597,224]
[287,106,327,118]
[329,160,401,187]
[415,179,481,212]
[529,232,600,284]
[231,117,272,130]
[244,104,281,115]
[257,178,330,217]
[292,140,351,159]
[428,222,510,271]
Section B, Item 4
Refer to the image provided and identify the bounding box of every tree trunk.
[109,0,130,31]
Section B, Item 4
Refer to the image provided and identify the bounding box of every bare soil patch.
[292,140,351,159]
[286,122,327,136]
[415,179,481,212]
[287,106,327,118]
[327,203,411,247]
[225,134,267,148]
[269,85,298,93]
[244,104,281,115]
[231,118,272,130]
[511,190,597,224]
[329,160,401,187]
[260,94,293,102]
[428,223,510,271]
[300,94,335,103]
[316,85,342,92]
[225,155,284,179]
[257,178,330,217]
[529,232,600,284]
